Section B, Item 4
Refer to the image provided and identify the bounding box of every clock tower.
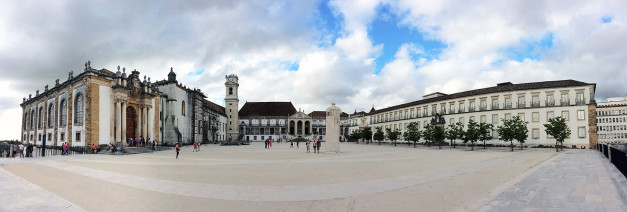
[225,74,239,141]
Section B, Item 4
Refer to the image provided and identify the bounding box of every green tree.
[404,122,422,148]
[478,122,494,149]
[445,122,464,148]
[434,125,446,149]
[463,119,480,151]
[497,116,529,151]
[385,128,402,146]
[423,124,434,147]
[544,117,571,152]
[361,126,373,144]
[373,127,385,145]
[350,129,362,143]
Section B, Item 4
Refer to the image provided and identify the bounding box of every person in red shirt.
[175,143,181,159]
[193,141,198,152]
[316,140,321,154]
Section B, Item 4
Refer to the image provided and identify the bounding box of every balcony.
[479,106,487,111]
[546,100,555,106]
[517,103,526,108]
[491,104,499,110]
[531,102,540,107]
[561,99,570,106]
[458,108,465,113]
[575,98,586,105]
[469,107,475,112]
[504,103,513,109]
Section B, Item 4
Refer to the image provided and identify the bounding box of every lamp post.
[431,112,446,149]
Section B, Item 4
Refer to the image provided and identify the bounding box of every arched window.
[60,100,67,126]
[182,101,185,116]
[229,87,233,95]
[75,94,83,124]
[38,107,43,128]
[30,109,34,129]
[23,112,27,130]
[48,103,54,127]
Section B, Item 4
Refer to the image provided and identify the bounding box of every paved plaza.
[1,142,626,211]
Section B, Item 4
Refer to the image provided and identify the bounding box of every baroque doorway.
[126,106,136,141]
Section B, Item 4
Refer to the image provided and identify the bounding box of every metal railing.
[504,103,512,109]
[561,99,570,106]
[575,98,586,105]
[491,104,499,110]
[531,102,540,107]
[546,100,555,106]
[518,103,526,108]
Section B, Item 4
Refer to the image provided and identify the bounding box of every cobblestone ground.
[0,142,625,211]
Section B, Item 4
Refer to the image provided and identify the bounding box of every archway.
[126,106,137,142]
[289,120,295,135]
[305,121,310,135]
[297,121,303,135]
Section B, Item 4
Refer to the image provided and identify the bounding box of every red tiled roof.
[204,99,225,115]
[239,102,297,117]
[370,80,595,115]
[308,111,326,117]
[100,69,115,75]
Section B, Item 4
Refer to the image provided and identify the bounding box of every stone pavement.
[0,166,86,212]
[1,143,626,211]
[469,149,627,211]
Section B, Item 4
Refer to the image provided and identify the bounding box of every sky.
[1,0,626,140]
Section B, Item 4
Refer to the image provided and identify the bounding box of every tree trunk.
[555,141,558,152]
[561,142,564,151]
[510,141,514,152]
[394,140,396,147]
[453,140,456,148]
[483,141,486,149]
[439,140,442,149]
[414,141,416,148]
[471,142,474,151]
[520,142,523,150]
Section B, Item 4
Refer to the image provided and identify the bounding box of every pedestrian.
[269,139,272,148]
[290,140,293,148]
[197,141,201,151]
[265,139,268,149]
[312,141,316,153]
[306,140,310,153]
[27,143,33,157]
[134,138,138,147]
[193,141,198,152]
[316,139,321,154]
[175,143,180,159]
[33,145,38,157]
[153,140,156,151]
[297,139,300,148]
[10,144,14,158]
[61,142,67,155]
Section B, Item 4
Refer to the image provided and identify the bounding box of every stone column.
[115,101,121,142]
[121,102,127,145]
[142,106,147,138]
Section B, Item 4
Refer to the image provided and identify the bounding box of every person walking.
[33,145,38,157]
[193,141,198,152]
[312,141,316,153]
[175,143,181,159]
[61,142,67,155]
[197,141,201,151]
[269,139,272,148]
[297,139,300,148]
[306,140,310,153]
[316,139,321,154]
[290,140,293,148]
[10,144,14,158]
[265,139,268,149]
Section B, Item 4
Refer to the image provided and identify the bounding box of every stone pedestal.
[325,103,341,153]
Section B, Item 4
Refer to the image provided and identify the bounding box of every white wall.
[99,85,111,145]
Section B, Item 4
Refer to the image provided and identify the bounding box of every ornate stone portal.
[325,103,342,153]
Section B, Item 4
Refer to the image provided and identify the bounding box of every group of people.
[265,139,273,149]
[306,140,322,153]
[8,143,41,158]
[127,136,153,147]
[193,141,201,152]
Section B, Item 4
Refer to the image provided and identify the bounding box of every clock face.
[228,78,233,82]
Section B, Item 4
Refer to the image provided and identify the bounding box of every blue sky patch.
[368,4,445,74]
[505,32,554,62]
[310,0,342,48]
[187,68,205,76]
[602,15,613,23]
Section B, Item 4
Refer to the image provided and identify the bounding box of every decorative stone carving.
[36,90,39,97]
[29,94,31,100]
[23,97,25,103]
[55,79,59,86]
[45,85,48,92]
[68,70,73,80]
[325,103,342,153]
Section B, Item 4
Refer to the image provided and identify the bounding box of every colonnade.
[114,97,152,143]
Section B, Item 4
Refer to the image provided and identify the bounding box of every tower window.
[182,101,186,116]
[229,87,233,95]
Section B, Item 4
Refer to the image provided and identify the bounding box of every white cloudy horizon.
[1,0,626,140]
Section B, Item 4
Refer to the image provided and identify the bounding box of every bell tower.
[225,74,239,141]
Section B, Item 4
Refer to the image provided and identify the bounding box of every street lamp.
[431,111,446,149]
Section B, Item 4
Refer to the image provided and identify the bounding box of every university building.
[346,80,598,148]
[596,96,627,143]
[19,63,599,149]
[19,62,228,147]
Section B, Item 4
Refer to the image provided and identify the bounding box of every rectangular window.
[578,127,586,138]
[480,100,487,110]
[532,112,539,122]
[505,113,511,120]
[492,99,499,109]
[450,105,455,113]
[459,103,465,113]
[48,133,51,141]
[450,118,455,124]
[469,116,475,121]
[61,133,65,141]
[532,129,539,139]
[518,113,525,121]
[75,132,81,142]
[423,108,427,117]
[547,94,555,106]
[460,117,465,124]
[561,111,569,121]
[561,93,569,105]
[505,98,512,108]
[480,115,486,123]
[576,92,584,104]
[441,106,446,114]
[261,136,264,140]
[432,107,436,116]
[577,110,585,120]
[518,96,525,108]
[532,96,540,107]
[492,114,498,124]
[469,102,475,111]
[547,111,554,120]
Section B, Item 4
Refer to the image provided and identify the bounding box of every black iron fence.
[597,143,627,177]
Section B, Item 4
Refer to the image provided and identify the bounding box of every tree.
[361,126,373,144]
[497,116,529,151]
[478,122,494,149]
[404,122,422,148]
[445,122,464,148]
[385,128,402,146]
[373,127,385,145]
[434,125,446,149]
[350,129,362,143]
[463,119,480,151]
[544,117,571,152]
[423,124,434,147]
